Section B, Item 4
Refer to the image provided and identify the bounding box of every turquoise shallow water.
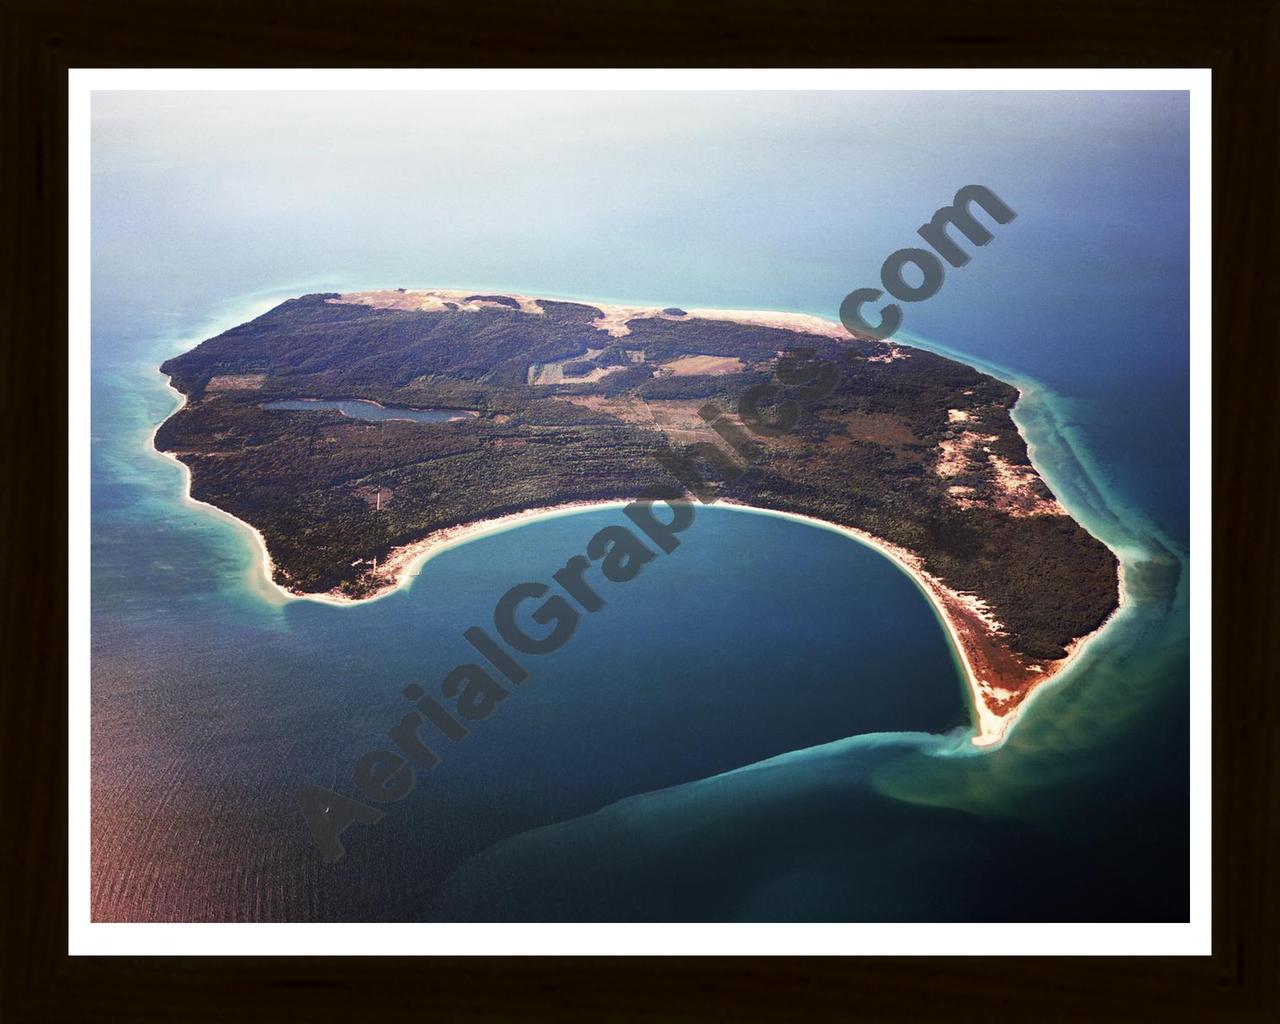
[90,90,1189,921]
[90,289,1186,923]
[95,324,975,919]
[423,332,1190,922]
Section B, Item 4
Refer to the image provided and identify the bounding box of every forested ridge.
[157,293,1118,662]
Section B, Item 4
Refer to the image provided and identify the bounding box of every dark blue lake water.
[90,90,1190,922]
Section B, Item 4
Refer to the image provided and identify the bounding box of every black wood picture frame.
[3,1,1274,1019]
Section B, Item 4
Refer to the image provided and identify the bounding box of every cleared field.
[659,354,745,377]
[527,348,613,385]
[205,373,266,391]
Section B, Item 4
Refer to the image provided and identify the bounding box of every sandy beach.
[329,288,861,343]
[715,501,1125,747]
[152,376,304,605]
[154,294,1124,747]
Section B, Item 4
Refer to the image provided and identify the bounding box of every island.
[155,289,1121,744]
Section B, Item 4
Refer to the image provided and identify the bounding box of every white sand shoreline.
[329,287,860,343]
[151,376,301,605]
[151,292,1126,747]
[720,501,1125,748]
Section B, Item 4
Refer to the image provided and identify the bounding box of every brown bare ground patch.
[559,395,651,424]
[865,344,910,363]
[527,348,617,385]
[659,355,745,377]
[934,431,1067,517]
[987,455,1067,517]
[642,398,709,432]
[821,409,919,447]
[206,373,266,391]
[588,308,689,338]
[935,431,999,478]
[331,289,545,316]
[560,395,765,451]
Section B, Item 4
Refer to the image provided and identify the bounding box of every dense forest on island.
[157,292,1118,663]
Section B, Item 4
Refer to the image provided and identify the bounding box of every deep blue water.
[90,90,1190,922]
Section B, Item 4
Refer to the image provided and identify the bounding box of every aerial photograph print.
[85,80,1195,932]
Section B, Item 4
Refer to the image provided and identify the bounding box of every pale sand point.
[156,292,1125,747]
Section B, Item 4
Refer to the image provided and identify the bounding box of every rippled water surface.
[90,90,1190,921]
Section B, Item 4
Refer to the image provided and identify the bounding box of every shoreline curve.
[150,295,1125,748]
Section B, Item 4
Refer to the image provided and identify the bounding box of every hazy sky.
[92,89,1190,535]
[92,89,1188,320]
